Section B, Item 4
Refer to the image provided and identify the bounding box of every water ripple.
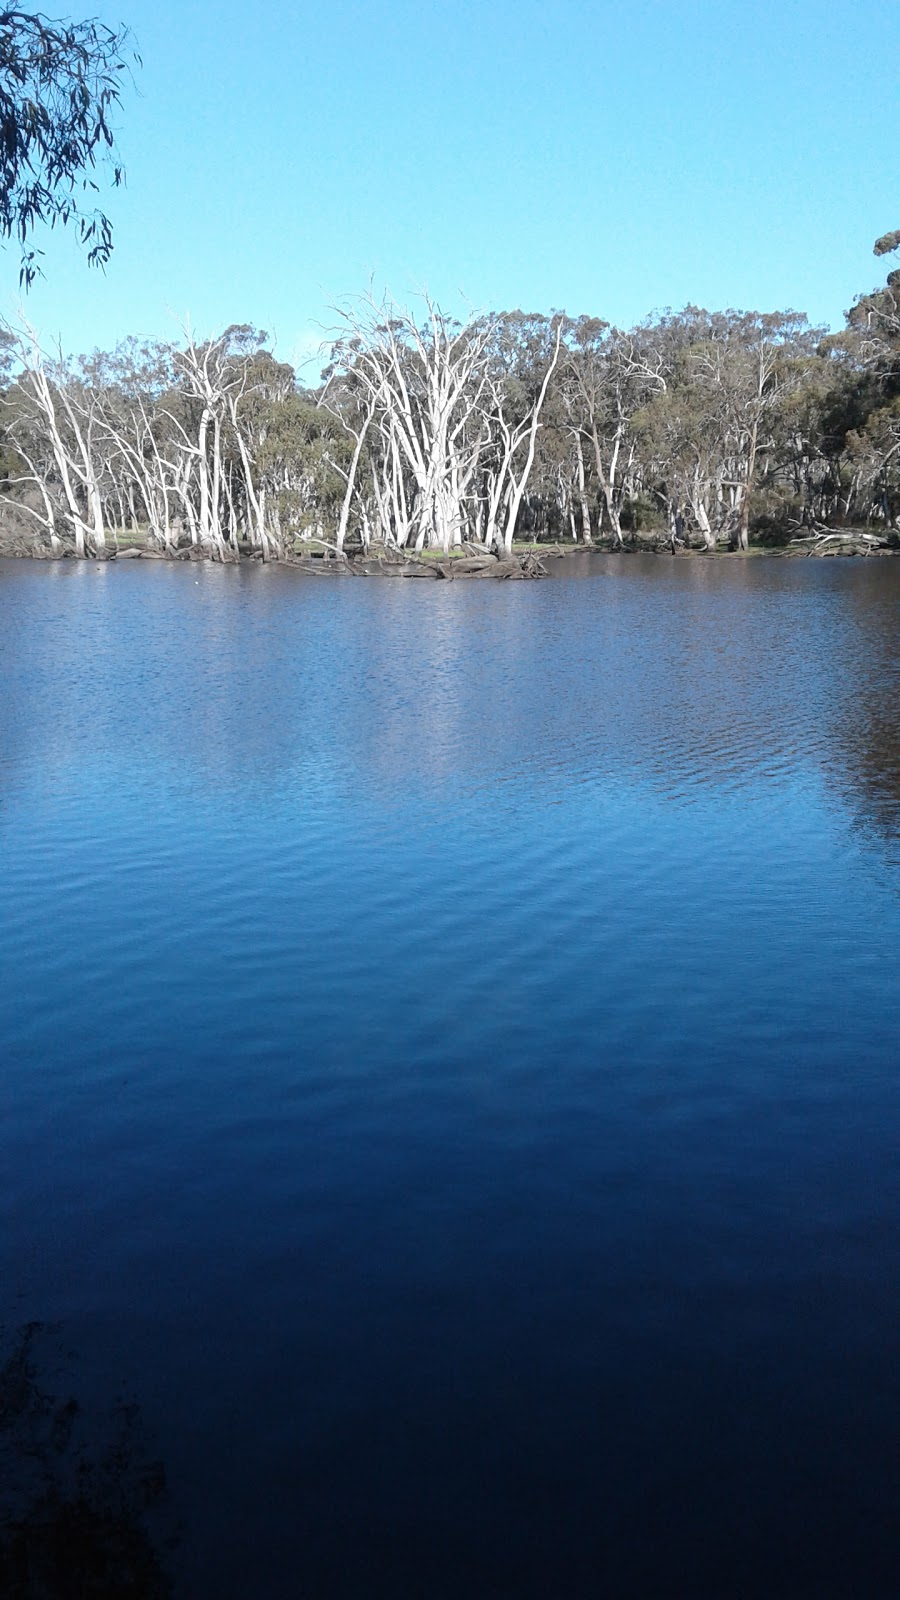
[1,555,898,1599]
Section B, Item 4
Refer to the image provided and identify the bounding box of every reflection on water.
[0,556,898,1598]
[0,555,896,842]
[0,1324,172,1598]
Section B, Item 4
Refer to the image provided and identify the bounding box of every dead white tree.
[1,321,107,556]
[483,321,563,552]
[162,328,239,559]
[320,378,377,553]
[327,294,564,556]
[327,292,495,553]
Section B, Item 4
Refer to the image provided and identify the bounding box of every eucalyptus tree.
[0,319,109,554]
[827,232,900,527]
[759,346,836,529]
[634,364,721,546]
[562,316,667,547]
[556,380,596,544]
[0,8,137,284]
[152,324,292,560]
[650,308,822,548]
[259,389,351,548]
[0,320,324,560]
[327,292,496,553]
[167,326,256,559]
[73,336,181,549]
[6,241,900,561]
[851,231,900,374]
[319,367,377,552]
[480,311,563,551]
[221,338,296,558]
[727,312,815,548]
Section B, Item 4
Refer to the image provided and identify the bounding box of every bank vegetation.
[0,235,898,567]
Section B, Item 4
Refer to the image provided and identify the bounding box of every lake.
[1,554,898,1598]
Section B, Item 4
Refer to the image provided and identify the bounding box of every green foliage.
[4,234,900,558]
[619,495,661,533]
[0,8,137,284]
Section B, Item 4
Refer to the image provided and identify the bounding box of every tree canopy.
[0,7,136,284]
[1,237,899,561]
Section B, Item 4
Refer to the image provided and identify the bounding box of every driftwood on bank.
[785,527,892,557]
[4,522,897,568]
[348,545,549,580]
[0,525,553,574]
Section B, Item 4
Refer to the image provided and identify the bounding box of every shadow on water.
[0,1325,173,1599]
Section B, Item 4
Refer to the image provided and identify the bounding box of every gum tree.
[0,8,137,284]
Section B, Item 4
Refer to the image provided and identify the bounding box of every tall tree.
[562,317,666,548]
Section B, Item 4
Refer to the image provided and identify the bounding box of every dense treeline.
[1,236,898,561]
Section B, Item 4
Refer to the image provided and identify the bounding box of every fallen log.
[787,529,886,557]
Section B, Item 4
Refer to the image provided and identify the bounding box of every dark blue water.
[1,555,898,1598]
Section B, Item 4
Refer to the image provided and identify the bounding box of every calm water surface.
[1,555,898,1597]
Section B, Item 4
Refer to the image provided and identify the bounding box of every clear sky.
[9,0,899,375]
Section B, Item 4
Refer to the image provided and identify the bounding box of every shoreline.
[1,532,897,577]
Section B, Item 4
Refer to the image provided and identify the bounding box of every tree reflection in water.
[0,1324,173,1599]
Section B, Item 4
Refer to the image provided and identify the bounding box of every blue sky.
[9,0,899,376]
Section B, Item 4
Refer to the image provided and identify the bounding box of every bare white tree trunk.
[327,291,494,556]
[2,327,108,556]
[499,326,562,552]
[573,432,593,543]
